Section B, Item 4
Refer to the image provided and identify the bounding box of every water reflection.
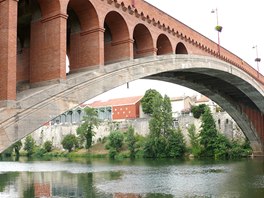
[0,158,263,197]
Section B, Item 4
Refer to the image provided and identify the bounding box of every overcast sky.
[88,0,263,102]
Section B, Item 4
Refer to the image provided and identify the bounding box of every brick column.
[0,0,18,102]
[30,13,67,85]
[70,27,105,71]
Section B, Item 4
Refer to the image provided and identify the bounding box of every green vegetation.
[106,130,124,159]
[3,90,251,161]
[141,89,162,115]
[77,107,100,149]
[61,134,78,152]
[24,135,35,156]
[143,93,186,158]
[126,125,137,158]
[191,104,206,119]
[43,140,53,153]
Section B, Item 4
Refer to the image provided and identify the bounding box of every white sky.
[88,0,264,102]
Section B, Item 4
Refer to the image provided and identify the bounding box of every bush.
[108,131,124,151]
[191,104,206,119]
[61,134,78,152]
[166,129,186,158]
[24,135,35,156]
[43,141,53,152]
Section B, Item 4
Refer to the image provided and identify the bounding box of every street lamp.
[253,45,261,78]
[211,8,222,56]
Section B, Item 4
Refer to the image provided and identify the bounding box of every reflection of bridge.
[0,0,263,154]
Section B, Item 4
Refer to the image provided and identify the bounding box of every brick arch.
[176,42,188,54]
[133,23,155,59]
[66,0,101,73]
[104,11,131,64]
[156,34,173,55]
[67,0,99,31]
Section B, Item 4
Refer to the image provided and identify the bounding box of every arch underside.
[0,55,263,154]
[146,70,263,153]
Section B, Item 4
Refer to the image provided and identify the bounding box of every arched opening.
[133,24,154,59]
[67,0,100,73]
[156,34,173,55]
[17,0,41,91]
[176,42,188,54]
[104,11,130,64]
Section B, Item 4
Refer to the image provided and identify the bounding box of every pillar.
[0,0,18,102]
[30,13,67,85]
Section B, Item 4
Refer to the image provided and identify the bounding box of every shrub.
[43,141,53,152]
[61,134,78,152]
[24,135,35,156]
[108,131,124,151]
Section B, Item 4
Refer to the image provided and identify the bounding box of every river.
[0,157,264,197]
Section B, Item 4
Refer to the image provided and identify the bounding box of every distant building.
[171,96,196,118]
[88,96,143,121]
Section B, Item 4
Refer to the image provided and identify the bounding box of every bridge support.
[0,0,17,103]
[30,12,67,85]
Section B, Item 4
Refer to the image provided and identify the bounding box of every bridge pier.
[0,0,17,102]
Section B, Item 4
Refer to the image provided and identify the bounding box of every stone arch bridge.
[0,0,263,154]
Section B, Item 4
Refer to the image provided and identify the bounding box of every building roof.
[196,95,209,103]
[87,96,143,108]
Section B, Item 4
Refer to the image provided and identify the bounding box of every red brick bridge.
[0,0,263,154]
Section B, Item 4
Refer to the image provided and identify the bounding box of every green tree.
[141,89,162,115]
[108,131,124,151]
[166,128,186,158]
[187,124,201,156]
[126,126,136,158]
[191,104,206,119]
[199,107,217,157]
[162,95,174,136]
[61,134,78,152]
[77,107,100,149]
[24,135,35,156]
[13,140,22,157]
[43,140,53,152]
[149,94,163,138]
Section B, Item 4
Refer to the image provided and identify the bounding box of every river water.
[0,157,264,198]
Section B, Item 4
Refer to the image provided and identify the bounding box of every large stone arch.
[133,23,155,59]
[176,42,188,54]
[104,11,131,64]
[67,0,101,73]
[156,34,173,55]
[0,55,263,154]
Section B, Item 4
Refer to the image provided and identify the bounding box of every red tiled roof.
[87,96,143,108]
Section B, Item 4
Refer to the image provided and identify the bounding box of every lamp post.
[211,8,222,56]
[253,45,261,78]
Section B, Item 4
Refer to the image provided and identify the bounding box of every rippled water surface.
[0,158,264,197]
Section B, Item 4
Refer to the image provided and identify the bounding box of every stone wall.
[28,112,245,149]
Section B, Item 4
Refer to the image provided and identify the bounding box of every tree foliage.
[61,134,78,152]
[13,140,22,156]
[24,135,35,156]
[191,104,206,119]
[166,128,186,158]
[77,107,100,149]
[144,91,186,158]
[199,106,217,157]
[126,125,136,158]
[141,89,162,115]
[43,140,53,152]
[187,124,201,157]
[108,131,124,151]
